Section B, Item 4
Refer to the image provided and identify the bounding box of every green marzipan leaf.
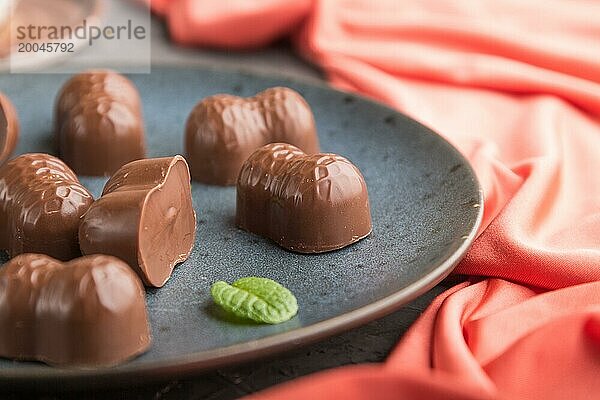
[210,277,298,324]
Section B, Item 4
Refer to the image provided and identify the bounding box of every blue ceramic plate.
[0,66,482,389]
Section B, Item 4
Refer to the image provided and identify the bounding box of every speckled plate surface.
[0,66,482,389]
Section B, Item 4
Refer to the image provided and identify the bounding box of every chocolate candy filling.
[0,93,19,166]
[79,156,197,287]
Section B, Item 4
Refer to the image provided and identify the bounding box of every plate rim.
[0,65,484,388]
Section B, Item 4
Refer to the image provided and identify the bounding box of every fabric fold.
[150,0,600,398]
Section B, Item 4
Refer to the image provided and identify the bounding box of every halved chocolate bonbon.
[0,92,19,166]
[185,87,320,185]
[79,156,196,287]
[55,70,146,176]
[0,254,151,367]
[0,154,94,261]
[236,143,372,253]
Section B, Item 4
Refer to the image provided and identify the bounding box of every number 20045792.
[17,42,75,53]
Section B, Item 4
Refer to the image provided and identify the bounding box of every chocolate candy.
[0,254,151,367]
[185,87,320,185]
[0,92,19,166]
[236,143,372,253]
[79,156,196,287]
[55,70,146,176]
[0,154,94,261]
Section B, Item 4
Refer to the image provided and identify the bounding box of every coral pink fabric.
[149,0,312,48]
[247,280,600,399]
[150,0,600,398]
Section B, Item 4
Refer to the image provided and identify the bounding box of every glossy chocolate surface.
[0,154,94,260]
[0,254,151,367]
[55,70,146,176]
[236,143,372,253]
[185,87,320,186]
[0,67,483,385]
[0,93,19,166]
[79,155,196,287]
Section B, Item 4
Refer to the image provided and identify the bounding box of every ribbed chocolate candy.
[236,143,372,253]
[0,254,151,367]
[55,70,146,176]
[0,154,93,260]
[185,87,319,185]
